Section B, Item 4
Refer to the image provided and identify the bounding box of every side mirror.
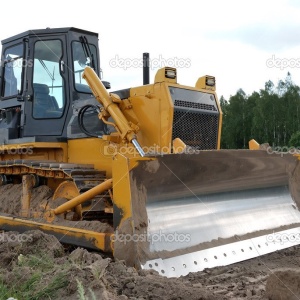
[102,81,111,89]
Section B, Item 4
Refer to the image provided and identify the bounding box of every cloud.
[288,0,300,8]
[210,23,300,52]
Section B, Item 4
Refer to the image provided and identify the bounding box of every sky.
[1,0,300,99]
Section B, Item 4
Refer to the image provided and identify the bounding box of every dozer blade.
[114,150,300,277]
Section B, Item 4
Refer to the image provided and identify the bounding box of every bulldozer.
[1,27,300,278]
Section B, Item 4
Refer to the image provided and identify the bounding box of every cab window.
[2,44,23,98]
[32,40,65,119]
[72,41,97,93]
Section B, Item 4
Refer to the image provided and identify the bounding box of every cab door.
[23,36,69,137]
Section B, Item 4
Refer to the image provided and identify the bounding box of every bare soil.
[0,230,299,299]
[0,184,113,233]
[1,184,300,299]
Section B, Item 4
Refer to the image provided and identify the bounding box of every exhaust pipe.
[143,52,150,85]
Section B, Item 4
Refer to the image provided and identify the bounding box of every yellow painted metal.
[53,179,112,215]
[215,93,222,150]
[112,154,155,223]
[154,67,177,84]
[53,180,79,200]
[53,181,82,219]
[21,175,34,217]
[68,138,113,177]
[0,142,67,162]
[249,139,260,150]
[195,75,216,91]
[125,81,222,152]
[0,69,222,169]
[120,82,174,154]
[0,215,112,252]
[78,67,222,159]
[111,154,157,261]
[173,138,186,153]
[0,142,67,151]
[112,154,134,222]
[173,138,187,154]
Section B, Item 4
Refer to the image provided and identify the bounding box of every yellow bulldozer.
[0,27,300,277]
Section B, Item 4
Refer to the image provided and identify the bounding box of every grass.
[0,250,103,300]
[76,279,97,300]
[0,254,69,300]
[18,253,55,271]
[0,271,68,300]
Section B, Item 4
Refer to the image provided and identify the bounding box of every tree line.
[219,73,300,149]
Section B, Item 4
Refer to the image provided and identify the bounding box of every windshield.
[72,40,98,93]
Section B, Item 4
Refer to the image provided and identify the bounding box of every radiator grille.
[174,99,217,111]
[172,110,218,150]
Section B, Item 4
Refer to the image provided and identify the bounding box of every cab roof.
[1,27,98,45]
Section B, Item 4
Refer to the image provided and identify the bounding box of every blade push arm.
[82,67,145,157]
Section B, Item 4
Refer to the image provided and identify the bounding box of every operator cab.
[0,27,103,143]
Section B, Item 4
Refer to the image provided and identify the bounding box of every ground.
[0,183,299,299]
[0,230,300,300]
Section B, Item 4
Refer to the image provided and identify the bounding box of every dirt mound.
[60,250,223,299]
[0,231,113,299]
[185,245,300,299]
[0,230,221,299]
[0,230,64,268]
[31,185,53,211]
[105,261,221,300]
[1,183,300,299]
[55,219,114,233]
[0,184,22,215]
[266,268,300,300]
[0,184,52,215]
[2,230,300,299]
[0,184,113,233]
